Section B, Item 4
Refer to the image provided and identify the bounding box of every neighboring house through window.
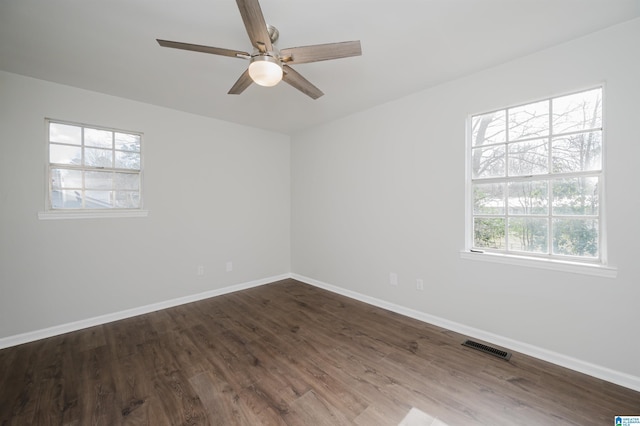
[46,119,143,212]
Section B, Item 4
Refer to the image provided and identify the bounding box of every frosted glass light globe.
[248,55,283,87]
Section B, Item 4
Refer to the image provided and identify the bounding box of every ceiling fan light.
[248,55,283,87]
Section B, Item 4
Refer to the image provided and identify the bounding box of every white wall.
[291,18,640,382]
[0,71,291,339]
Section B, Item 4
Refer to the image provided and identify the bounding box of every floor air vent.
[462,339,512,360]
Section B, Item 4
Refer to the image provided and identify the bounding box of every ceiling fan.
[156,0,362,100]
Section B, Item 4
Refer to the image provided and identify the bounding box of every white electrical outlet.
[416,279,424,290]
[197,265,204,276]
[226,261,233,272]
[390,272,398,286]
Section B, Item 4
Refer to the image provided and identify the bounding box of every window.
[468,87,604,264]
[46,119,143,212]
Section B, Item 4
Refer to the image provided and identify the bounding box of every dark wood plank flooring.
[1,279,638,425]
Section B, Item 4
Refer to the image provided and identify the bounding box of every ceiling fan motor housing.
[266,24,279,44]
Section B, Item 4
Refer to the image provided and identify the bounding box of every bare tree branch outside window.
[470,88,602,260]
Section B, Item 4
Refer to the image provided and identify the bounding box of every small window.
[46,119,143,211]
[468,87,604,263]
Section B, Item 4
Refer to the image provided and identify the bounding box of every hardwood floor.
[1,279,638,425]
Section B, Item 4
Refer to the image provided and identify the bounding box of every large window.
[468,87,604,263]
[47,119,142,211]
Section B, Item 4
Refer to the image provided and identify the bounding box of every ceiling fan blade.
[282,65,323,100]
[235,0,272,52]
[157,39,249,58]
[280,41,362,65]
[228,69,253,94]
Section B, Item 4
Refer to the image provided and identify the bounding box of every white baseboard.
[291,273,640,393]
[0,273,291,350]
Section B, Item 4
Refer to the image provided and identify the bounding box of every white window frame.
[462,86,616,278]
[39,119,148,220]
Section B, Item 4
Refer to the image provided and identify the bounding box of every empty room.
[1,0,639,424]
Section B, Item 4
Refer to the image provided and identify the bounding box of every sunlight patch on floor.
[398,407,449,426]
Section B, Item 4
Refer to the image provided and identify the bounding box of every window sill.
[38,210,149,220]
[459,250,617,278]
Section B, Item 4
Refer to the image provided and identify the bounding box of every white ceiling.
[1,0,639,134]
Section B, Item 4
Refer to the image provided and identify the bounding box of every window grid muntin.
[47,119,142,211]
[470,87,603,262]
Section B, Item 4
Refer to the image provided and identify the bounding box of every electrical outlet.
[390,272,398,286]
[416,279,424,290]
[197,265,204,276]
[226,261,233,272]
